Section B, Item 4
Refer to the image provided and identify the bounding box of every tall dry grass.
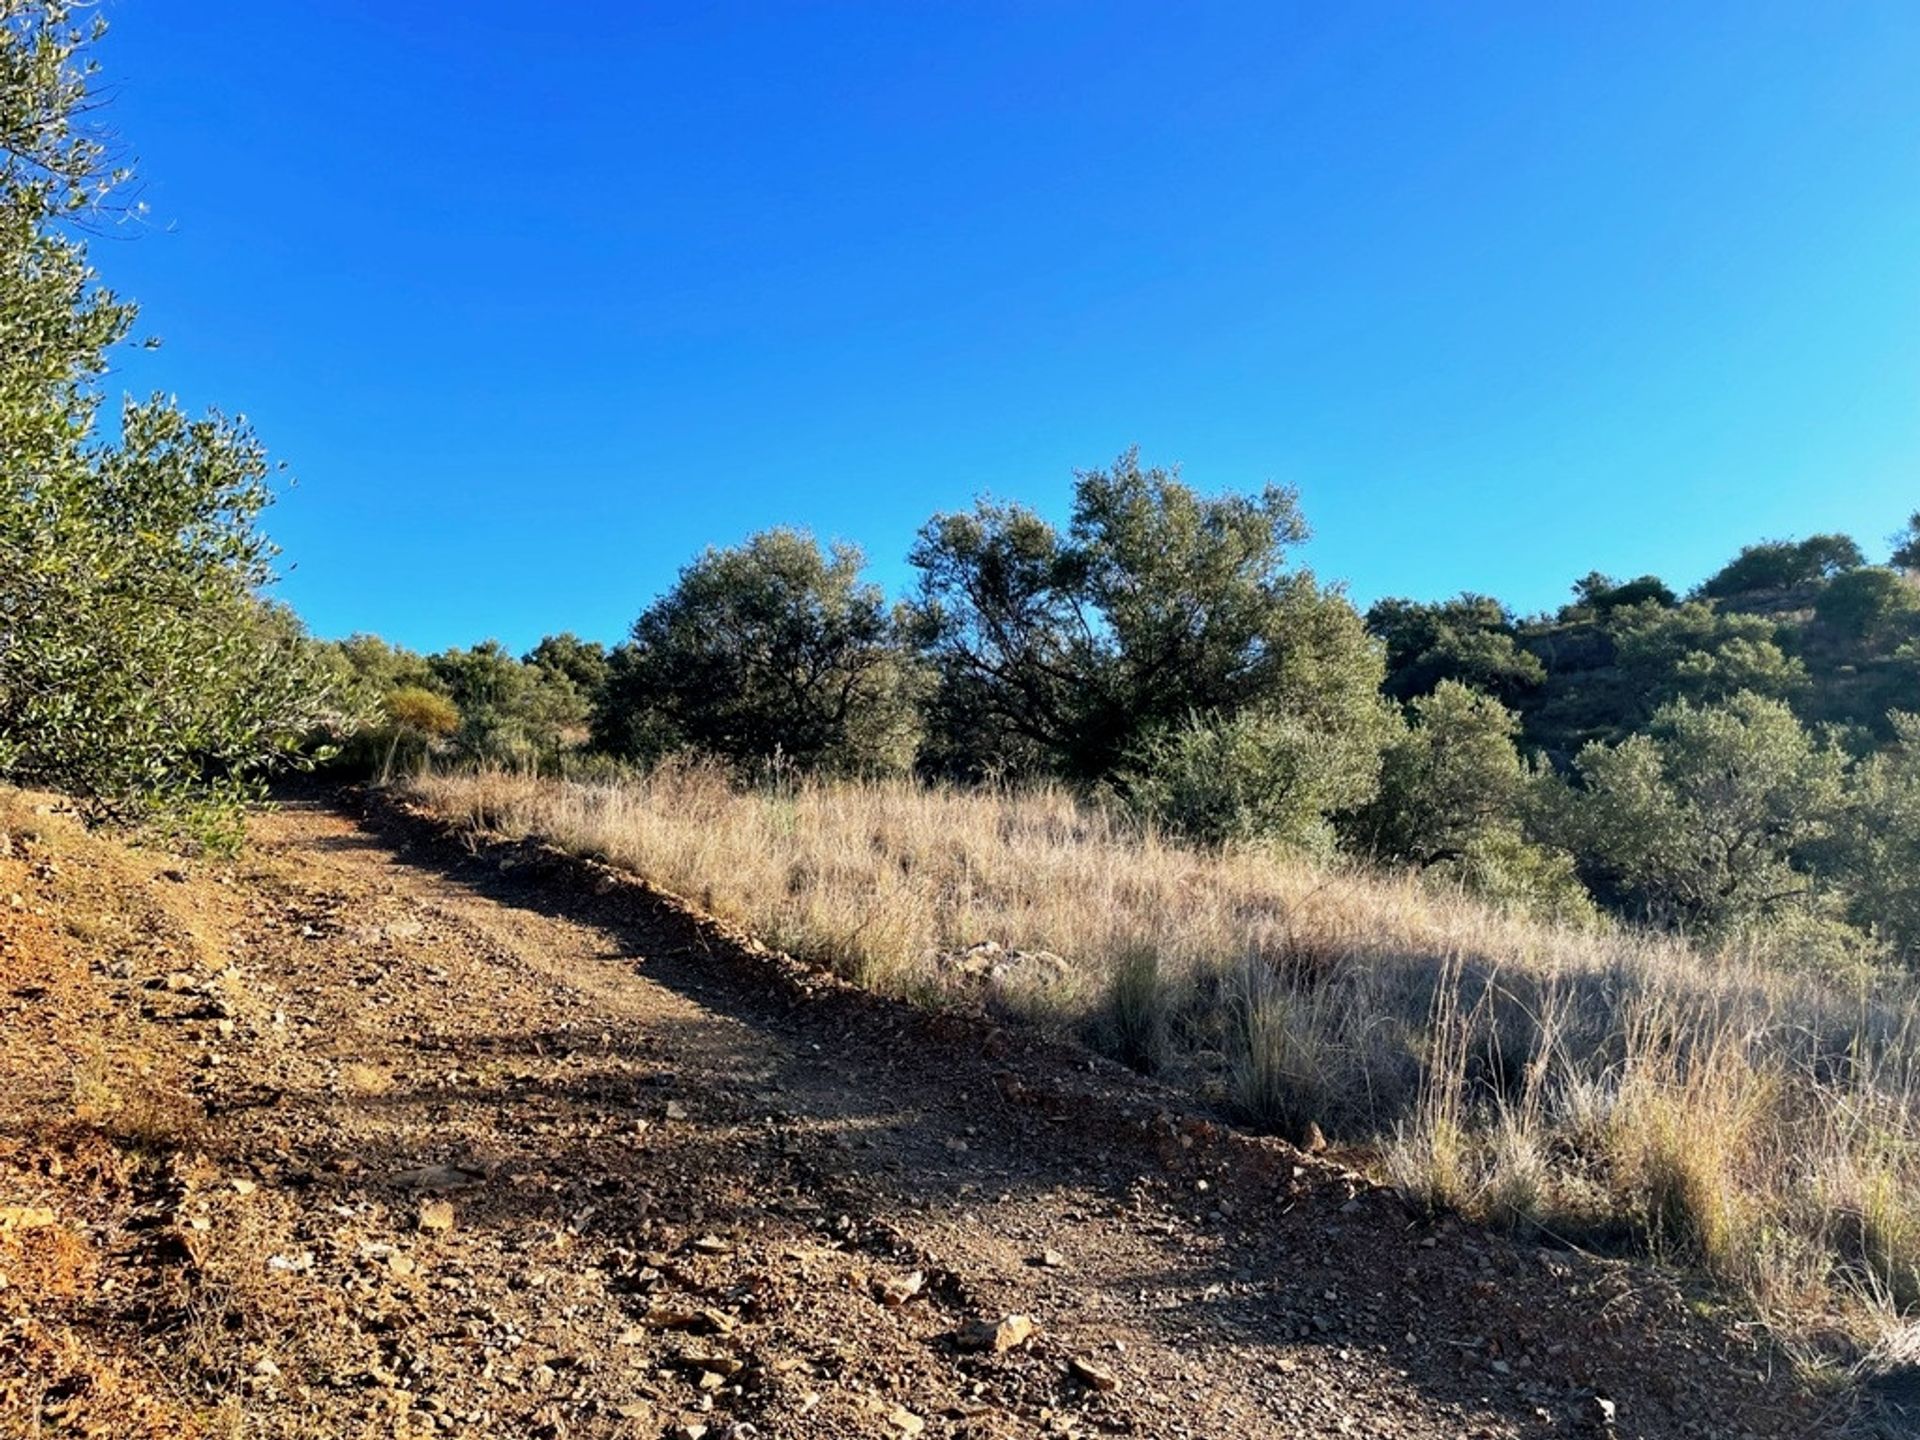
[411,763,1920,1348]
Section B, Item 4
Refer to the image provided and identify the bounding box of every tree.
[0,4,331,836]
[1367,594,1546,704]
[1889,512,1920,572]
[1814,566,1920,643]
[524,632,609,703]
[1831,712,1920,963]
[1564,571,1677,617]
[1566,692,1844,933]
[1698,535,1864,598]
[429,640,588,767]
[910,449,1386,786]
[1608,601,1805,715]
[596,529,920,774]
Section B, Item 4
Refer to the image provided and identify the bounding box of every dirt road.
[1,792,1833,1438]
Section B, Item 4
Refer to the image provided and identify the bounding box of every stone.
[875,1270,925,1306]
[1068,1357,1117,1392]
[958,1314,1035,1353]
[418,1200,456,1232]
[395,1164,487,1192]
[645,1306,735,1336]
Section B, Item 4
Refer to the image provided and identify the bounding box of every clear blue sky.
[97,1,1920,654]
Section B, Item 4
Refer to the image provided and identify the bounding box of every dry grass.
[412,762,1920,1347]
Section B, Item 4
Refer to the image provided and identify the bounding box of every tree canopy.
[596,529,921,775]
[909,449,1384,789]
[0,2,331,838]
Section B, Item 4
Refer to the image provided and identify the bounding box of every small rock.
[958,1314,1036,1353]
[676,1353,743,1378]
[1069,1357,1117,1392]
[418,1200,456,1232]
[395,1164,487,1192]
[875,1270,925,1307]
[888,1408,925,1436]
[645,1306,735,1336]
[252,1357,281,1379]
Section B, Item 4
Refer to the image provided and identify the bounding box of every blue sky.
[96,2,1920,654]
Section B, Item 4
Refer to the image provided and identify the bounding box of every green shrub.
[1566,691,1845,935]
[1126,702,1386,851]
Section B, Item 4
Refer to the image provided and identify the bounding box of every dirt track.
[1,791,1837,1438]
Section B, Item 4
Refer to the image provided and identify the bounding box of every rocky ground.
[0,787,1858,1437]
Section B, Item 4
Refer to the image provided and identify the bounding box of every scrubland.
[414,763,1920,1355]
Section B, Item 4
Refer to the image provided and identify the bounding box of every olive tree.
[909,449,1387,802]
[1892,513,1920,572]
[1366,594,1545,705]
[596,529,921,775]
[1566,691,1844,933]
[1698,534,1864,597]
[0,5,332,836]
[1830,712,1920,964]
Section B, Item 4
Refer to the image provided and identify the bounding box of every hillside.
[0,785,1852,1438]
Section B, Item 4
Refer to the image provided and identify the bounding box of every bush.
[1346,682,1592,922]
[1607,601,1805,716]
[1126,701,1388,851]
[1425,828,1598,928]
[430,640,590,769]
[1566,691,1844,934]
[372,687,461,780]
[1367,595,1546,703]
[1565,571,1677,616]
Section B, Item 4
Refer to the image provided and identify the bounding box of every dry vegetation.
[414,763,1920,1356]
